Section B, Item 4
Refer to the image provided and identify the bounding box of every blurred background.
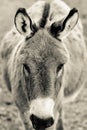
[0,0,87,130]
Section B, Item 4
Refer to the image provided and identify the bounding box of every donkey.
[0,0,87,130]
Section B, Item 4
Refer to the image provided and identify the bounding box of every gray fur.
[0,0,87,130]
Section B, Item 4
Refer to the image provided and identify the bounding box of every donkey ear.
[50,8,79,39]
[14,8,36,37]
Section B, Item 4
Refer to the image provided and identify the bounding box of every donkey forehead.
[20,30,68,63]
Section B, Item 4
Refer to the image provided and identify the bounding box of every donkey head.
[14,6,79,130]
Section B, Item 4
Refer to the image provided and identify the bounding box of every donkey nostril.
[30,114,54,129]
[30,114,38,129]
[46,117,54,127]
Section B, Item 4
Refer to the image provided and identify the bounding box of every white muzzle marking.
[30,98,55,119]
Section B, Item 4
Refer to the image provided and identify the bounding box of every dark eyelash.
[56,63,64,73]
[23,64,30,74]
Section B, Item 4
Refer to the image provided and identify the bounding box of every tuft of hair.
[39,3,50,28]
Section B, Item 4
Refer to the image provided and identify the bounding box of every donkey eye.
[23,64,30,77]
[56,63,64,74]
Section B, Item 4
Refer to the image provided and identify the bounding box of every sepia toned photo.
[0,0,87,130]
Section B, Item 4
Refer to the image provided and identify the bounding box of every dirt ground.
[0,0,87,130]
